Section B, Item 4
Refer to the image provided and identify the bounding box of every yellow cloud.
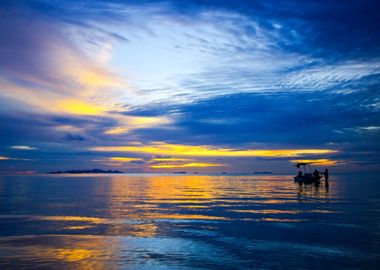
[77,70,120,88]
[150,162,223,169]
[127,116,170,126]
[291,159,338,166]
[0,78,109,116]
[57,99,104,115]
[109,157,144,162]
[151,157,192,162]
[104,116,172,135]
[91,142,337,157]
[104,127,130,135]
[0,156,11,160]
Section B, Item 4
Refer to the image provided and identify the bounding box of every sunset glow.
[0,1,379,269]
[150,162,224,169]
[0,0,380,270]
[91,143,337,158]
[292,159,339,166]
[0,0,378,174]
[57,99,104,116]
[109,157,144,162]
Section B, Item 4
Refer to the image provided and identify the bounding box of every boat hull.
[294,175,321,184]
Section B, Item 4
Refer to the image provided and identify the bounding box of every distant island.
[48,169,123,174]
[254,171,272,174]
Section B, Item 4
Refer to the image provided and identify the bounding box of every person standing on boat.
[323,169,329,180]
[313,169,320,179]
[323,169,329,187]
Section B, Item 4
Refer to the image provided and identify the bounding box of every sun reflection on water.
[0,174,352,269]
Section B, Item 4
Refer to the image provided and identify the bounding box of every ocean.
[0,174,379,269]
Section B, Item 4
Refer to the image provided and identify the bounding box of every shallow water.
[0,174,379,269]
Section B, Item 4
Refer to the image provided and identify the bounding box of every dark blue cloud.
[131,75,379,144]
[127,73,380,170]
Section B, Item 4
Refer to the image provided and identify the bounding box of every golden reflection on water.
[231,209,338,214]
[99,175,336,226]
[54,248,94,261]
[64,225,95,230]
[0,174,340,269]
[0,235,119,270]
[39,215,109,224]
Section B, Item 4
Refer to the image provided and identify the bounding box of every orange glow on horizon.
[109,157,144,162]
[150,162,223,169]
[91,142,337,158]
[291,159,338,166]
[151,157,192,162]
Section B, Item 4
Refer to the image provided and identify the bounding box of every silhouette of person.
[313,169,320,178]
[323,169,329,181]
[323,169,329,187]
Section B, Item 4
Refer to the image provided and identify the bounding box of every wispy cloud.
[0,155,32,161]
[10,146,37,150]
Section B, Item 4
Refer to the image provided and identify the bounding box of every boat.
[294,162,321,184]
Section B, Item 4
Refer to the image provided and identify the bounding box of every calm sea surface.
[0,174,379,269]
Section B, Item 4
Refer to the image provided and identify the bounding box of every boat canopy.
[295,162,310,168]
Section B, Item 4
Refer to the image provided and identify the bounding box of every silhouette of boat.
[294,162,321,184]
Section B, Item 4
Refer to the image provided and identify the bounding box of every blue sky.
[0,0,379,173]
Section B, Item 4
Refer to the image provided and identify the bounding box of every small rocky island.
[48,169,123,174]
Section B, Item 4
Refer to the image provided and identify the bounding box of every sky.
[0,0,379,174]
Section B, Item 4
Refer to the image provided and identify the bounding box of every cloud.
[291,159,339,166]
[0,155,32,161]
[104,115,173,135]
[151,157,192,162]
[109,157,144,162]
[10,145,37,150]
[57,99,105,116]
[0,6,129,117]
[150,162,223,169]
[2,1,379,108]
[65,134,86,141]
[91,142,336,157]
